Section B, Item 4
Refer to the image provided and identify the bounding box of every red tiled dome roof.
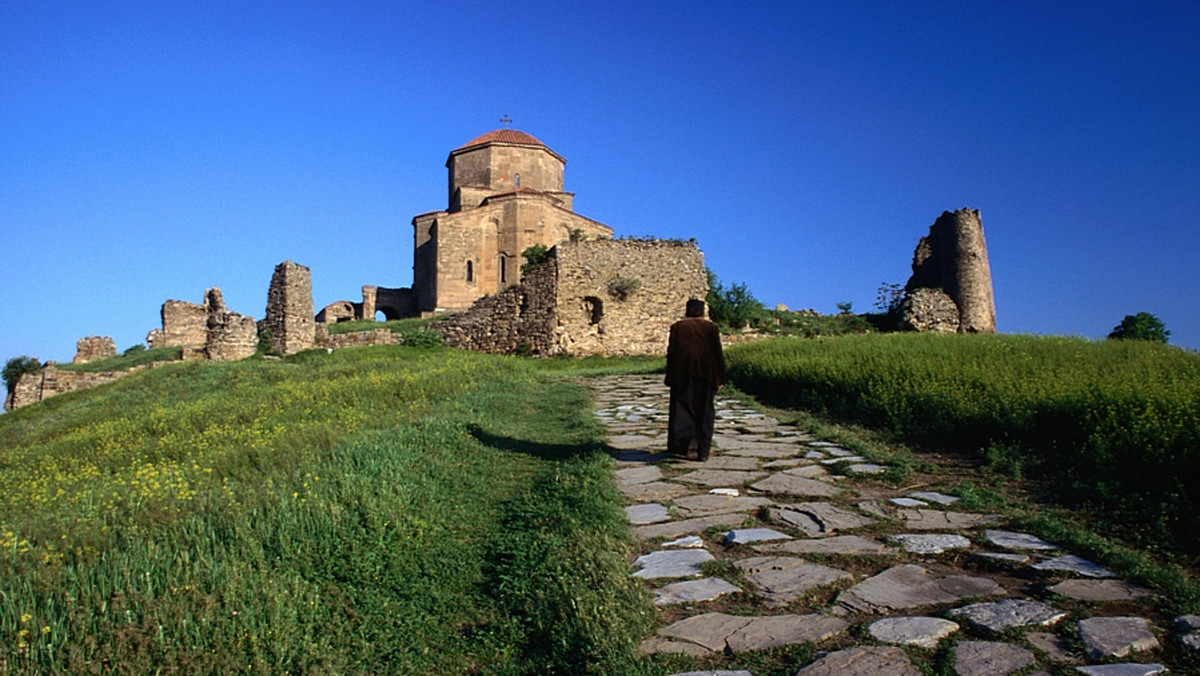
[459,129,546,149]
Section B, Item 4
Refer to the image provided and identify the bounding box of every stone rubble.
[592,375,1174,675]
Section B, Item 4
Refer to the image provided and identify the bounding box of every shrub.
[520,244,550,274]
[402,328,444,348]
[3,355,41,393]
[706,269,767,330]
[123,344,147,356]
[606,276,641,301]
[1108,312,1170,343]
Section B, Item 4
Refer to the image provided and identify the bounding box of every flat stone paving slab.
[672,493,772,517]
[891,497,927,507]
[615,465,663,484]
[1075,664,1167,675]
[1048,579,1154,601]
[674,456,765,471]
[896,508,1000,529]
[769,501,876,537]
[673,469,768,487]
[725,527,790,545]
[653,577,743,605]
[632,549,715,579]
[620,481,691,501]
[794,645,922,675]
[836,564,1003,614]
[757,534,896,556]
[984,529,1058,550]
[949,599,1067,632]
[735,556,854,606]
[725,613,848,653]
[1077,616,1159,659]
[847,463,886,475]
[611,450,672,463]
[888,533,971,554]
[638,636,712,657]
[868,616,960,648]
[1033,554,1116,578]
[750,473,841,497]
[907,490,959,505]
[656,613,755,652]
[663,535,705,548]
[783,464,830,478]
[634,514,747,541]
[625,503,670,525]
[954,640,1036,676]
[1026,631,1080,664]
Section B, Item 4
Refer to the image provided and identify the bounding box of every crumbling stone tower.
[264,260,315,355]
[901,208,997,334]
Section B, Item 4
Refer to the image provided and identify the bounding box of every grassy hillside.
[726,333,1200,559]
[0,347,655,674]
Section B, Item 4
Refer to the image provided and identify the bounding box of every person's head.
[685,299,706,317]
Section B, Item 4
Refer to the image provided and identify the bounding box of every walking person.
[666,299,725,461]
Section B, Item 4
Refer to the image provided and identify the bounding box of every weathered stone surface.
[891,497,927,507]
[607,433,658,450]
[203,288,257,362]
[666,671,753,676]
[1175,614,1200,631]
[908,491,959,505]
[672,493,772,517]
[821,455,866,465]
[1181,631,1200,657]
[836,564,1003,614]
[632,549,714,579]
[634,514,745,541]
[794,645,921,675]
[724,528,790,545]
[868,616,960,649]
[673,469,767,487]
[954,640,1035,676]
[735,557,853,606]
[725,613,847,653]
[264,260,315,355]
[758,535,895,556]
[984,529,1058,551]
[973,552,1031,564]
[888,533,971,554]
[663,535,705,549]
[1048,579,1154,602]
[1075,664,1167,675]
[847,463,886,475]
[620,481,690,501]
[783,464,830,478]
[657,613,753,652]
[1026,631,1080,664]
[750,473,840,497]
[769,502,876,537]
[949,599,1067,632]
[896,509,999,529]
[899,286,960,333]
[653,577,742,605]
[1078,616,1159,659]
[626,503,670,524]
[638,636,712,656]
[675,456,764,471]
[615,465,662,484]
[1033,555,1116,578]
[903,208,997,334]
[73,336,116,364]
[160,298,208,355]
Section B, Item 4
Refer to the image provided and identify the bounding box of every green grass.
[324,317,435,335]
[55,346,182,372]
[726,333,1200,559]
[0,346,654,674]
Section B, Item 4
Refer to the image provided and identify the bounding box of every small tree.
[705,268,766,330]
[835,301,854,315]
[520,244,550,274]
[875,282,904,315]
[3,355,42,394]
[1108,312,1170,343]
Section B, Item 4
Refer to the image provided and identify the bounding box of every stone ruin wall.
[5,363,157,411]
[264,261,315,355]
[431,239,707,357]
[203,288,258,362]
[316,328,403,350]
[73,336,116,364]
[430,259,558,355]
[160,299,209,357]
[901,208,997,334]
[553,239,707,356]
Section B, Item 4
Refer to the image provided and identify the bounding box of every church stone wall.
[264,260,315,355]
[554,239,707,356]
[73,336,116,364]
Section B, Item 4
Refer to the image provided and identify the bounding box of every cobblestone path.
[592,375,1196,676]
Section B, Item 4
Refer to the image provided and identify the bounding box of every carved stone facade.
[432,239,707,357]
[264,261,315,355]
[901,208,997,334]
[411,129,614,314]
[73,336,116,364]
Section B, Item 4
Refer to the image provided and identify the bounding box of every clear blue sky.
[3,0,1198,363]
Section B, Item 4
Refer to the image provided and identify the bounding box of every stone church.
[410,129,614,314]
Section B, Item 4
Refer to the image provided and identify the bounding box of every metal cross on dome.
[499,114,513,128]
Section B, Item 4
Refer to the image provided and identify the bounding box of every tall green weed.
[727,334,1200,556]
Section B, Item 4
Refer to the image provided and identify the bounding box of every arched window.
[584,296,603,325]
[466,260,473,282]
[500,256,508,283]
[514,173,521,188]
